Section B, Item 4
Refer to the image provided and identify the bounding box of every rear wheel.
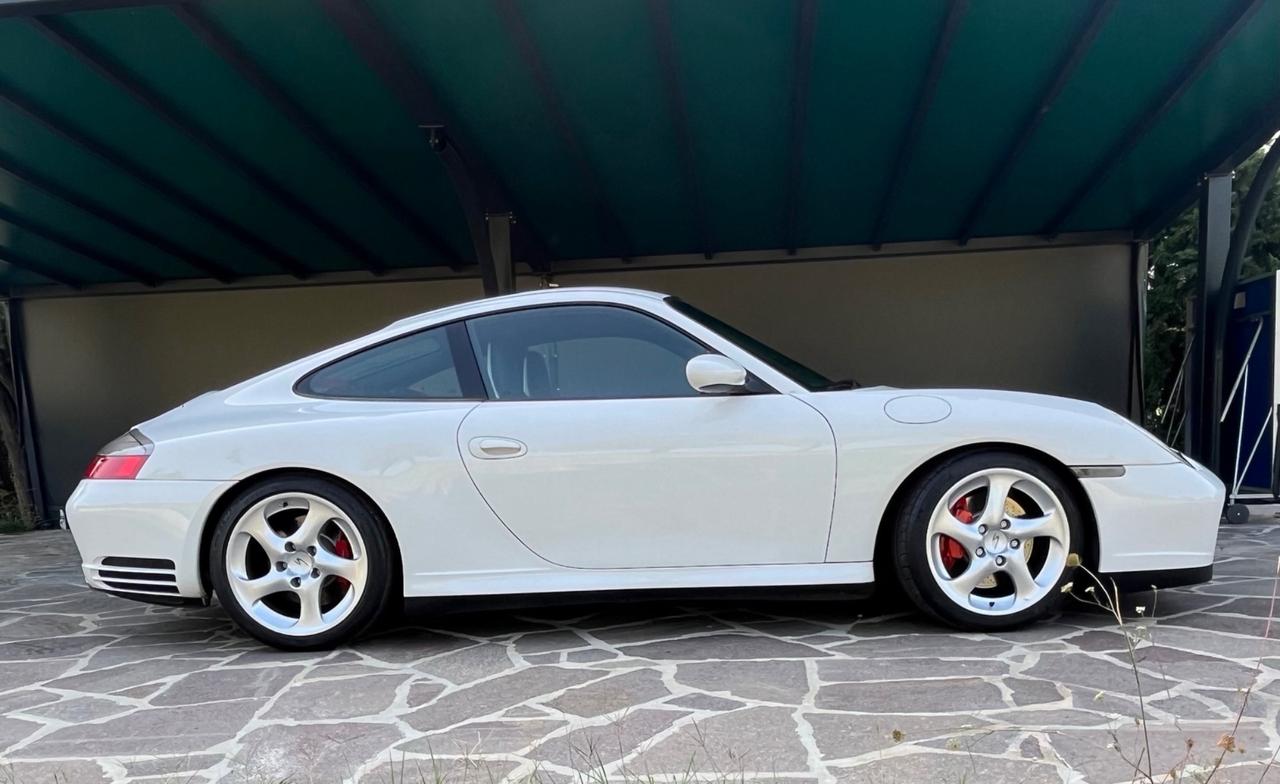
[209,477,394,650]
[892,451,1082,630]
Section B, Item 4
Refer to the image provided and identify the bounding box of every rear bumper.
[65,478,232,601]
[1081,459,1224,574]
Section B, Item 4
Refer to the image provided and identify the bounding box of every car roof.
[385,286,668,331]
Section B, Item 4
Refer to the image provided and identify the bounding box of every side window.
[298,325,464,399]
[465,306,706,400]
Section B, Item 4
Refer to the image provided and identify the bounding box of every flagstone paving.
[1,523,1280,783]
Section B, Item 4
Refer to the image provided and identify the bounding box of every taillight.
[85,431,153,480]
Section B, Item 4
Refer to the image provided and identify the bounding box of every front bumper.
[1102,564,1214,592]
[65,478,232,602]
[1081,459,1225,575]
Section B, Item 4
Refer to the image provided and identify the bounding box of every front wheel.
[892,451,1083,630]
[209,477,394,650]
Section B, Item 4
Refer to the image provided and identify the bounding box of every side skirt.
[405,583,877,617]
[404,561,874,599]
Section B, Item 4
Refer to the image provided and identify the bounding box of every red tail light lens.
[85,431,153,480]
[85,454,149,480]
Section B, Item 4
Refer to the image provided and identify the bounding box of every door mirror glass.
[686,354,747,394]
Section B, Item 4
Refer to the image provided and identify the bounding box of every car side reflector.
[1070,465,1126,479]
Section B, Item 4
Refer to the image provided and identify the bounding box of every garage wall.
[20,242,1135,508]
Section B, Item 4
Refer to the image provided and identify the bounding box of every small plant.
[1063,555,1280,783]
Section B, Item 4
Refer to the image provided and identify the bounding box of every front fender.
[800,388,1179,562]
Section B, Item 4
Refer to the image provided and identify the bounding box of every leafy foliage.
[1144,145,1280,430]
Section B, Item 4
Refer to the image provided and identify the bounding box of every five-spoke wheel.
[893,451,1082,629]
[210,477,393,649]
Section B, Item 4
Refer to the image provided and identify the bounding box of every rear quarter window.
[297,325,464,399]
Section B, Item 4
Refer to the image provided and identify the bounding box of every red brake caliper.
[332,534,353,592]
[940,498,973,572]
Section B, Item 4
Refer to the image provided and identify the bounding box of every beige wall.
[21,243,1135,507]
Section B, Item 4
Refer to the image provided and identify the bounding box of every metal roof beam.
[0,148,238,282]
[782,0,818,255]
[423,126,502,293]
[318,0,551,273]
[1135,94,1280,240]
[0,202,160,286]
[646,0,711,260]
[1039,0,1265,238]
[954,0,1115,245]
[0,0,186,19]
[173,4,464,271]
[0,78,311,280]
[0,245,82,289]
[495,0,632,261]
[869,0,968,250]
[30,15,389,275]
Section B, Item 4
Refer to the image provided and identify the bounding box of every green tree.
[1144,144,1280,435]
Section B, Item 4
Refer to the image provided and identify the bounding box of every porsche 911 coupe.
[67,287,1224,649]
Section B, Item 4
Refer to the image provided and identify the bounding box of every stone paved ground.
[2,525,1280,784]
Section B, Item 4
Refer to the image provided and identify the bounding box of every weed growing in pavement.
[366,718,781,784]
[1061,554,1280,783]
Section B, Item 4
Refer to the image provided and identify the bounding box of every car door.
[455,303,836,569]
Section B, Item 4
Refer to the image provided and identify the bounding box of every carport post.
[486,212,516,295]
[1185,171,1232,468]
[6,299,48,525]
[1128,241,1148,424]
[423,125,519,297]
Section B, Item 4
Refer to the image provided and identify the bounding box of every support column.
[424,125,518,297]
[1185,171,1232,465]
[486,212,515,295]
[7,299,47,526]
[1128,241,1148,424]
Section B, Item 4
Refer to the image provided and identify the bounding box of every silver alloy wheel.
[225,492,369,637]
[925,468,1070,616]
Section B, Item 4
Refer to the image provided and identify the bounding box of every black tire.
[1225,503,1250,525]
[209,475,395,650]
[891,450,1084,631]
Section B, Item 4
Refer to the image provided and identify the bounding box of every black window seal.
[446,321,487,399]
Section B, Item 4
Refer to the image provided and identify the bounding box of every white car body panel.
[64,287,1225,604]
[68,478,230,599]
[1079,461,1225,572]
[457,395,835,568]
[799,387,1197,565]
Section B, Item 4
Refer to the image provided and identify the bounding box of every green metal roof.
[0,0,1276,289]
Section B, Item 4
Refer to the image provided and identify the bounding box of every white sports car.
[67,287,1224,649]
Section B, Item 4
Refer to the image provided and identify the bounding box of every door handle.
[469,437,528,460]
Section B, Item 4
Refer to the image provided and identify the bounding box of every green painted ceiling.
[0,0,1275,289]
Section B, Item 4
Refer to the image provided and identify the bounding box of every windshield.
[665,297,839,392]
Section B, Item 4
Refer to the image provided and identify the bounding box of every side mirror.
[686,354,748,394]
